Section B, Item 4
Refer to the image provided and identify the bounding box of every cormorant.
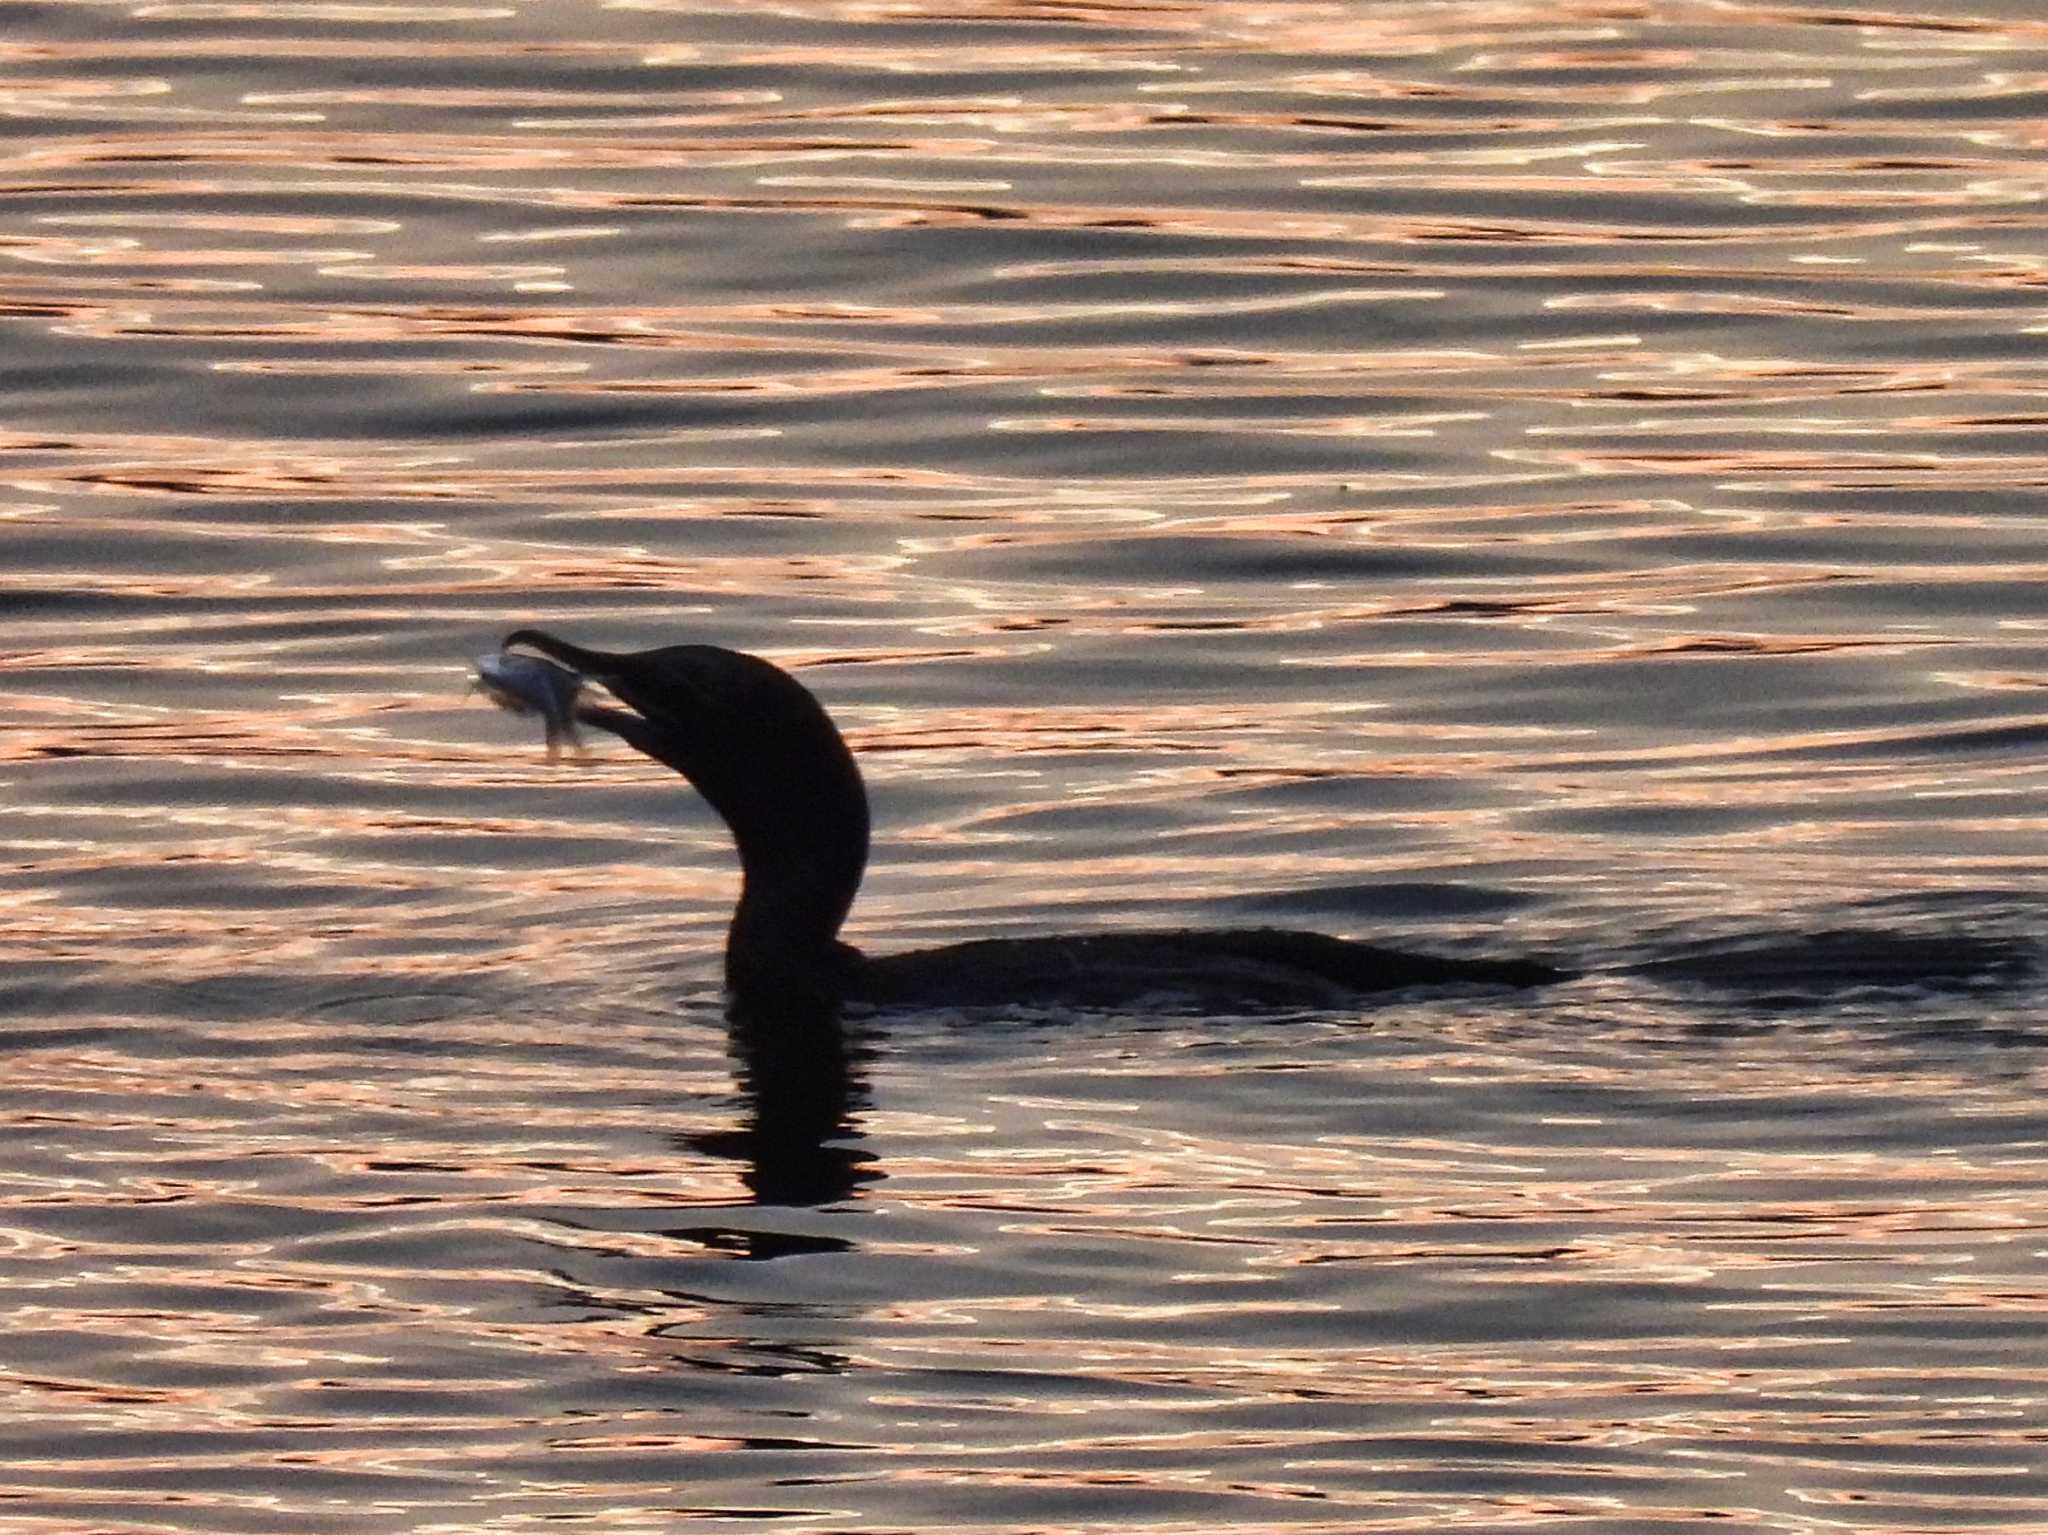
[493,629,1571,1012]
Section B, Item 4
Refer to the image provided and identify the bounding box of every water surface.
[2,1,2045,1530]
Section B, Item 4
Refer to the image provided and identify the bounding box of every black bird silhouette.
[500,630,1571,1012]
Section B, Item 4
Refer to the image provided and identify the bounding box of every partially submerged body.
[847,928,1565,1012]
[474,631,1571,1012]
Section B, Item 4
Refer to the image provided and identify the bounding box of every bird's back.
[847,928,1570,1012]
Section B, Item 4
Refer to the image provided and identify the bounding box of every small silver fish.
[473,650,585,757]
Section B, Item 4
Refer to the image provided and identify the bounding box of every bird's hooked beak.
[500,628,668,743]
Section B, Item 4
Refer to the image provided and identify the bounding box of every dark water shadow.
[1625,920,2040,1012]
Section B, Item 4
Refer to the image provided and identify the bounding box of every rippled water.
[4,1,2046,1530]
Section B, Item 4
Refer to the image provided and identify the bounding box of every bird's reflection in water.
[678,999,879,1225]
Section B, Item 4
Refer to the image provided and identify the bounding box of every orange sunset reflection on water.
[2,0,2046,1531]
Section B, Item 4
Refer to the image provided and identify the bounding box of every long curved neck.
[709,691,869,1006]
[724,824,865,1004]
